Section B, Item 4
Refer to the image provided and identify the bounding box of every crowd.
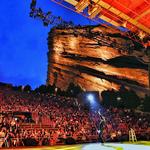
[0,88,150,147]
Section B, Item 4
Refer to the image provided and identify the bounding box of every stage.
[3,142,150,150]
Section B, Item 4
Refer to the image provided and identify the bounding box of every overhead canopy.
[99,0,150,33]
[52,0,150,42]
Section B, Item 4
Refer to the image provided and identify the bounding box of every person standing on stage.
[97,111,106,143]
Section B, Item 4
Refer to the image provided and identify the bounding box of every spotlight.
[87,94,94,103]
[117,96,121,101]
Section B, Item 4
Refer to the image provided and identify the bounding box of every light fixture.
[138,31,146,40]
[88,4,102,19]
[75,0,90,12]
[122,21,127,28]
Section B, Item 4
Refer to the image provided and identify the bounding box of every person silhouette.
[97,111,106,143]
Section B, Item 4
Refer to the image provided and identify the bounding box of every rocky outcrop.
[47,25,149,95]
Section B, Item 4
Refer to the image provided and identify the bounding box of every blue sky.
[0,0,97,89]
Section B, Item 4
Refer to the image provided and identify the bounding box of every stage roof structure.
[51,0,150,44]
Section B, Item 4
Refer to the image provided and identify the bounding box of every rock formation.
[47,25,149,96]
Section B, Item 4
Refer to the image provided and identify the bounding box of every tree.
[101,90,111,107]
[143,95,150,112]
[101,87,141,109]
[34,85,47,93]
[17,85,22,91]
[119,88,140,109]
[24,85,31,92]
[66,82,83,97]
[47,84,55,94]
[101,89,119,108]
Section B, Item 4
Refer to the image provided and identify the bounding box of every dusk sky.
[0,0,97,89]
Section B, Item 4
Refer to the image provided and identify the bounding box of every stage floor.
[3,142,150,150]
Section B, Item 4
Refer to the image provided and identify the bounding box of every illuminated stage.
[4,142,150,150]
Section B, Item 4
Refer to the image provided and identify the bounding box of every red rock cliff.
[47,25,149,95]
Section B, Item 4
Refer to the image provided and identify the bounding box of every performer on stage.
[97,111,106,143]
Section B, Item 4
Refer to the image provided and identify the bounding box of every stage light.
[117,96,121,101]
[87,94,95,103]
[122,21,127,28]
[138,31,146,40]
